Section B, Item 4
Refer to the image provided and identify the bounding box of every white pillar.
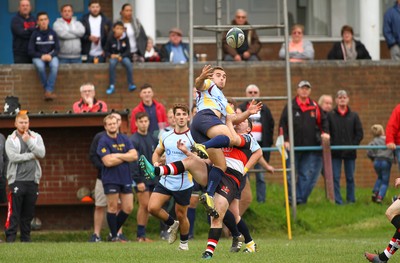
[135,0,156,42]
[360,0,380,60]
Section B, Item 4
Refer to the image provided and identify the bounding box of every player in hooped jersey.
[145,104,195,250]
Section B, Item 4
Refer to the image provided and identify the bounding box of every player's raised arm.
[195,64,213,91]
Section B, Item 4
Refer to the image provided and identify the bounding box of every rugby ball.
[31,217,42,230]
[226,27,245,49]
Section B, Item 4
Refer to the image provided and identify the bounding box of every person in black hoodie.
[327,25,371,61]
[279,80,330,205]
[80,0,112,63]
[104,21,136,95]
[11,0,36,63]
[328,90,364,205]
[28,12,59,101]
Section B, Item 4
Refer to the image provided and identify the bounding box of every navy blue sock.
[107,212,118,238]
[187,207,196,237]
[116,211,129,231]
[237,218,252,243]
[180,233,189,242]
[164,215,175,226]
[207,167,224,196]
[137,225,146,238]
[223,209,240,237]
[203,135,230,149]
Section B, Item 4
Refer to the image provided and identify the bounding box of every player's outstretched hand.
[395,177,400,188]
[247,99,262,114]
[199,64,213,80]
[177,139,190,155]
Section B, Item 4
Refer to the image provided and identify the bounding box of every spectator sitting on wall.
[144,36,161,62]
[104,21,137,95]
[119,3,148,62]
[160,27,193,63]
[53,4,85,63]
[222,9,261,61]
[28,11,60,101]
[73,83,108,113]
[279,24,314,62]
[11,0,36,64]
[80,0,112,63]
[327,25,371,60]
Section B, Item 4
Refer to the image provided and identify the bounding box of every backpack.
[4,96,20,115]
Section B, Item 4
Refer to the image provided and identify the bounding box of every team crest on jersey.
[221,185,230,194]
[49,35,53,41]
[101,147,106,153]
[295,111,300,117]
[36,37,41,41]
[310,111,315,118]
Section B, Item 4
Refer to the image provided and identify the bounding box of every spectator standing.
[72,83,108,113]
[222,9,261,61]
[119,3,148,62]
[279,24,314,62]
[53,4,85,63]
[318,94,333,113]
[130,83,167,138]
[28,12,60,101]
[144,36,161,62]
[160,28,191,63]
[0,133,7,206]
[80,0,112,63]
[4,113,45,242]
[367,124,394,203]
[11,0,36,64]
[327,90,363,205]
[383,0,400,60]
[238,84,274,203]
[130,112,158,242]
[97,114,137,242]
[279,80,329,204]
[327,25,371,60]
[104,21,136,95]
[88,113,127,242]
[386,104,400,168]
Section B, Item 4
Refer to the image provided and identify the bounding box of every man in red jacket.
[386,104,400,168]
[130,83,167,137]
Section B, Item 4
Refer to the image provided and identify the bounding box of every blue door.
[1,0,89,64]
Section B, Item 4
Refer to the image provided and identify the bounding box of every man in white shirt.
[80,0,112,63]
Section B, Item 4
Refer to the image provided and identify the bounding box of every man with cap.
[160,27,192,63]
[327,90,363,205]
[279,80,330,205]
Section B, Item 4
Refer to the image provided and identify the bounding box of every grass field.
[1,183,399,262]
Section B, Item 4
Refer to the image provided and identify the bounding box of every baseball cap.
[169,27,183,36]
[298,80,312,88]
[336,90,348,97]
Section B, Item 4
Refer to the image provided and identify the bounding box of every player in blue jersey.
[97,114,138,242]
[191,64,262,217]
[146,104,194,250]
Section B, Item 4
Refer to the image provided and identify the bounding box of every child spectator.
[367,124,394,203]
[104,21,136,95]
[144,36,161,62]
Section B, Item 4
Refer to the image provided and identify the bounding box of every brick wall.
[0,61,399,228]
